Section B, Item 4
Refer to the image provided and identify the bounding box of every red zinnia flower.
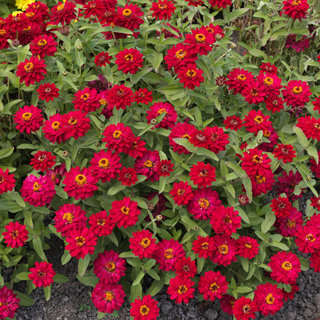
[93,250,126,283]
[295,225,320,254]
[115,48,143,74]
[209,0,232,9]
[169,181,193,206]
[2,222,28,249]
[220,294,236,315]
[189,129,210,148]
[275,169,303,200]
[167,276,195,304]
[30,34,58,59]
[268,251,301,284]
[311,196,320,210]
[225,68,254,94]
[21,175,55,207]
[89,211,115,237]
[118,167,138,186]
[5,12,29,30]
[81,0,105,19]
[241,81,267,105]
[42,114,66,144]
[211,235,238,266]
[224,116,243,131]
[243,110,271,133]
[198,271,228,301]
[310,250,320,272]
[250,169,275,197]
[30,151,56,172]
[94,52,112,67]
[29,261,56,288]
[157,159,174,177]
[37,83,59,102]
[72,87,101,113]
[164,43,196,72]
[282,0,309,21]
[65,228,97,259]
[185,0,204,6]
[241,148,271,176]
[312,97,320,113]
[63,167,98,200]
[134,88,153,104]
[282,80,312,108]
[271,196,292,218]
[90,150,121,183]
[265,95,284,113]
[47,163,66,185]
[0,169,15,194]
[116,4,144,31]
[16,56,47,87]
[109,197,141,228]
[211,206,241,236]
[184,26,215,56]
[54,203,87,237]
[273,143,296,163]
[192,235,215,259]
[106,84,134,110]
[174,257,197,279]
[60,111,90,140]
[296,115,320,141]
[0,286,20,320]
[190,162,216,188]
[205,126,229,154]
[151,0,176,20]
[233,297,257,320]
[153,239,185,271]
[168,122,197,154]
[51,1,77,25]
[236,236,259,259]
[177,64,204,90]
[14,105,43,135]
[126,136,147,158]
[91,280,125,314]
[238,194,250,206]
[130,295,159,320]
[260,62,277,74]
[129,230,157,259]
[257,72,282,96]
[134,150,160,182]
[146,102,178,129]
[0,29,10,50]
[276,207,303,237]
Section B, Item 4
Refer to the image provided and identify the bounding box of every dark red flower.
[241,148,271,176]
[271,196,292,218]
[157,159,174,177]
[106,84,134,110]
[282,80,312,108]
[164,43,196,72]
[250,170,275,197]
[51,1,77,25]
[312,97,320,113]
[211,235,238,266]
[0,169,15,194]
[81,0,105,19]
[311,196,320,210]
[209,0,231,9]
[146,102,178,129]
[192,235,215,259]
[116,4,144,31]
[241,81,267,105]
[273,143,296,163]
[177,64,204,90]
[310,250,320,272]
[225,68,254,94]
[129,230,157,259]
[37,83,59,102]
[276,207,303,237]
[236,236,259,259]
[30,34,57,59]
[220,294,236,315]
[133,88,153,104]
[265,95,284,113]
[169,122,197,154]
[2,222,28,249]
[205,126,229,153]
[198,271,228,301]
[224,116,243,131]
[282,0,309,21]
[60,111,91,140]
[275,170,303,200]
[29,261,56,288]
[169,181,193,206]
[126,136,147,158]
[26,2,50,22]
[174,257,197,279]
[190,162,216,188]
[243,110,271,133]
[233,297,258,320]
[257,72,282,96]
[115,48,143,74]
[14,105,43,135]
[72,87,101,113]
[94,52,112,67]
[118,167,138,186]
[130,295,159,320]
[30,151,56,172]
[151,0,176,20]
[89,211,115,237]
[0,29,10,50]
[295,225,320,254]
[184,26,215,56]
[189,129,210,148]
[134,150,160,182]
[167,276,195,304]
[296,115,320,141]
[260,62,277,74]
[5,13,29,31]
[0,286,20,319]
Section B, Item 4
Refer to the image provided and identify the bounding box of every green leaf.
[270,241,289,251]
[132,67,153,84]
[119,251,136,258]
[240,257,249,272]
[132,271,145,286]
[225,161,247,178]
[53,274,69,283]
[293,126,309,148]
[78,255,91,277]
[107,181,126,195]
[143,259,156,271]
[146,277,165,296]
[44,286,51,301]
[147,269,160,281]
[307,144,318,164]
[55,186,68,199]
[16,292,34,306]
[61,250,72,265]
[15,272,31,281]
[130,282,142,303]
[237,207,250,224]
[228,8,250,21]
[261,212,276,233]
[23,210,33,229]
[76,273,99,287]
[33,237,47,261]
[0,147,14,159]
[236,286,253,293]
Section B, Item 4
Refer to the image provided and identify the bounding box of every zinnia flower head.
[130,295,159,320]
[14,105,44,135]
[311,196,320,211]
[198,271,228,301]
[177,64,204,90]
[192,235,215,259]
[2,221,29,249]
[16,56,47,86]
[169,181,193,206]
[116,4,144,31]
[168,123,197,154]
[0,286,20,320]
[133,88,153,105]
[211,235,238,266]
[42,113,66,144]
[51,0,77,25]
[72,87,101,113]
[233,296,258,320]
[243,110,271,133]
[28,261,56,288]
[118,167,138,186]
[174,256,197,279]
[167,276,195,304]
[310,250,320,272]
[146,102,178,129]
[106,84,134,110]
[189,162,216,188]
[89,211,115,237]
[30,34,58,59]
[209,0,232,9]
[151,0,176,20]
[94,52,112,67]
[184,26,215,56]
[275,170,303,200]
[275,207,303,237]
[270,196,292,218]
[220,294,236,315]
[205,126,229,154]
[236,236,259,259]
[225,68,254,94]
[0,169,15,194]
[37,83,60,102]
[272,143,296,163]
[282,80,312,108]
[129,230,157,259]
[282,0,309,21]
[241,81,267,105]
[30,151,56,172]
[295,225,320,254]
[241,148,271,176]
[224,116,244,131]
[60,111,91,140]
[134,150,160,182]
[115,48,143,74]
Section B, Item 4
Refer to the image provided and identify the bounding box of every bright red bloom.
[30,34,57,59]
[236,236,259,259]
[205,126,229,153]
[275,170,303,200]
[311,196,320,210]
[42,113,66,144]
[169,181,193,206]
[275,207,303,237]
[164,43,196,72]
[91,280,125,314]
[188,188,221,220]
[190,162,216,188]
[65,228,97,259]
[295,225,320,254]
[16,56,47,87]
[0,29,10,50]
[129,230,157,259]
[184,26,215,56]
[157,159,174,177]
[134,150,160,182]
[106,84,134,110]
[90,150,121,183]
[296,115,320,141]
[102,123,135,153]
[250,169,275,197]
[0,286,20,320]
[272,143,296,163]
[206,23,225,41]
[72,87,100,113]
[28,261,56,288]
[174,257,197,279]
[94,52,112,67]
[242,81,267,105]
[167,276,195,304]
[168,122,197,154]
[93,250,126,283]
[257,72,282,96]
[310,250,320,272]
[268,251,301,284]
[2,222,28,249]
[192,235,215,259]
[220,294,236,315]
[5,13,29,31]
[265,95,284,113]
[209,0,231,9]
[254,283,284,316]
[233,297,258,320]
[51,1,77,25]
[109,197,141,228]
[146,102,178,129]
[224,116,243,131]
[198,271,228,302]
[21,175,55,207]
[126,136,147,158]
[26,1,50,21]
[185,0,204,6]
[225,68,255,94]
[238,194,249,206]
[153,239,185,271]
[118,167,138,186]
[241,148,271,176]
[14,105,43,135]
[115,48,143,74]
[116,4,144,31]
[60,111,90,140]
[54,203,87,237]
[177,64,204,90]
[89,211,115,237]
[211,206,242,236]
[0,169,15,194]
[81,0,105,19]
[271,196,292,218]
[151,0,176,20]
[282,0,309,21]
[260,62,277,74]
[282,80,312,107]
[211,235,238,266]
[63,167,98,200]
[133,88,153,104]
[189,129,210,148]
[37,83,59,102]
[30,151,56,172]
[282,283,299,301]
[243,110,271,133]
[130,295,159,320]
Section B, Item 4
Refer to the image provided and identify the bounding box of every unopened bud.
[193,225,199,231]
[257,138,263,144]
[238,59,243,64]
[268,13,273,18]
[290,65,295,70]
[77,45,82,51]
[12,39,20,47]
[147,16,153,21]
[62,150,69,157]
[151,119,157,125]
[215,34,222,41]
[95,141,101,147]
[230,43,237,49]
[156,214,163,221]
[32,140,38,145]
[307,176,312,181]
[63,71,68,76]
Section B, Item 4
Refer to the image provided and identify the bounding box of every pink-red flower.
[177,64,204,90]
[94,52,112,66]
[72,87,101,113]
[224,116,244,131]
[225,68,254,94]
[60,111,90,140]
[51,1,77,25]
[233,297,258,320]
[116,4,144,31]
[282,80,312,107]
[310,250,320,272]
[295,225,320,254]
[151,0,176,20]
[167,276,195,304]
[174,257,197,279]
[168,123,197,154]
[129,230,157,259]
[198,271,228,301]
[134,150,160,182]
[241,81,266,105]
[37,83,60,102]
[2,221,29,249]
[89,211,115,237]
[42,114,66,144]
[241,148,271,176]
[146,102,178,129]
[0,286,20,320]
[243,110,271,133]
[164,43,196,72]
[30,34,57,59]
[106,84,134,110]
[28,261,56,288]
[118,167,138,186]
[115,48,143,74]
[211,235,238,266]
[282,0,309,21]
[192,235,215,259]
[311,196,320,210]
[184,26,215,56]
[189,162,216,188]
[209,0,232,9]
[220,294,236,315]
[30,151,56,172]
[0,169,15,194]
[236,236,259,259]
[273,143,296,163]
[130,295,159,320]
[133,88,153,105]
[14,105,44,135]
[169,181,193,206]
[271,196,292,218]
[157,159,174,177]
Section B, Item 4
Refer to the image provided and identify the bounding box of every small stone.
[204,308,218,319]
[186,310,198,318]
[303,309,313,318]
[315,293,320,310]
[287,312,297,320]
[161,301,173,314]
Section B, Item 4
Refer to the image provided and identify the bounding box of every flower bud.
[230,43,237,49]
[238,59,243,64]
[257,138,263,144]
[307,176,312,181]
[156,215,163,221]
[290,65,295,70]
[32,140,38,145]
[193,225,199,231]
[151,119,157,125]
[215,34,222,41]
[62,150,69,157]
[77,45,83,51]
[268,13,273,18]
[63,71,68,76]
[147,16,153,21]
[12,39,20,47]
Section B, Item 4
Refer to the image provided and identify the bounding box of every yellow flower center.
[182,134,191,139]
[175,49,186,60]
[264,77,274,85]
[140,238,151,248]
[178,285,188,294]
[139,305,150,316]
[22,112,32,121]
[75,236,86,246]
[63,212,74,223]
[282,261,292,270]
[0,30,6,35]
[105,261,116,272]
[243,305,251,314]
[68,117,77,125]
[210,282,219,292]
[81,93,90,101]
[158,3,167,9]
[75,174,87,185]
[52,121,60,130]
[201,242,209,249]
[125,54,134,61]
[292,86,302,94]
[244,243,252,249]
[121,206,130,215]
[254,116,263,124]
[37,39,47,47]
[177,189,185,195]
[198,198,209,208]
[266,293,275,305]
[218,244,229,255]
[123,9,132,16]
[105,291,114,301]
[195,34,206,43]
[186,70,196,78]
[255,175,266,184]
[306,233,316,242]
[24,62,34,73]
[164,248,174,259]
[237,74,246,81]
[143,160,153,168]
[252,155,262,163]
[286,219,296,229]
[33,182,41,191]
[11,231,19,239]
[113,130,122,138]
[98,158,110,169]
[57,4,64,11]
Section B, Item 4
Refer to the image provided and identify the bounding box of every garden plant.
[1,0,320,319]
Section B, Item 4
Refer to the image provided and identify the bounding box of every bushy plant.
[1,0,320,319]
